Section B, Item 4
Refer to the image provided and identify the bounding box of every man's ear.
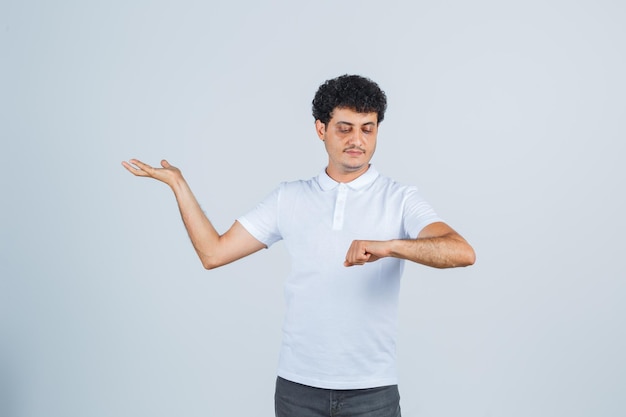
[315,120,326,141]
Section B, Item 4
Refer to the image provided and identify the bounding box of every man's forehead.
[329,107,378,124]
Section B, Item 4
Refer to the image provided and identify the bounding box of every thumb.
[161,159,170,168]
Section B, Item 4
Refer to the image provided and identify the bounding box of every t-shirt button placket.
[332,184,348,231]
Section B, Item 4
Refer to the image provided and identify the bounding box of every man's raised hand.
[121,159,182,187]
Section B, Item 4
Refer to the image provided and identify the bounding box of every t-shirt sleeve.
[403,187,443,239]
[237,184,283,248]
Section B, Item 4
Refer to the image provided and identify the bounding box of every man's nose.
[348,130,365,145]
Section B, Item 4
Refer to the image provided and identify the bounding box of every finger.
[129,159,154,171]
[366,254,379,263]
[123,159,156,177]
[161,159,170,168]
[345,241,363,264]
[353,248,370,262]
[344,258,361,267]
[131,159,157,176]
[344,256,368,267]
[121,160,147,176]
[344,251,370,267]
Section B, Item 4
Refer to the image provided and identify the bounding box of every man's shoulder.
[371,171,419,193]
[274,174,320,194]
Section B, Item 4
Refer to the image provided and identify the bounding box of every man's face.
[316,107,378,181]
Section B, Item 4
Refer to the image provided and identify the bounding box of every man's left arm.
[344,222,475,268]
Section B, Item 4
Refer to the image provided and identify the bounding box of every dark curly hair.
[312,74,387,125]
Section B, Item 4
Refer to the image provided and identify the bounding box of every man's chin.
[342,162,369,172]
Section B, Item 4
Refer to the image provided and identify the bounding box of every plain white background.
[2,1,625,416]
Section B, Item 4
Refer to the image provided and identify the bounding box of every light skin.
[315,108,378,183]
[122,107,475,270]
[316,107,475,268]
[121,159,265,269]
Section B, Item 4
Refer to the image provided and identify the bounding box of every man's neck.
[325,164,370,183]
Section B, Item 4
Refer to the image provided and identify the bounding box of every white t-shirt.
[237,166,441,389]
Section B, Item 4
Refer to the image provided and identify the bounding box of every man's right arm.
[122,159,266,269]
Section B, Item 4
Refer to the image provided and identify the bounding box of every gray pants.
[275,376,401,417]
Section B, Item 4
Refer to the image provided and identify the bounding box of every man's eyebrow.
[336,121,376,126]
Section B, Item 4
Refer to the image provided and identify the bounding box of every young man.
[122,74,475,417]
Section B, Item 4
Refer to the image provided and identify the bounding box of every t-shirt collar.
[317,165,380,191]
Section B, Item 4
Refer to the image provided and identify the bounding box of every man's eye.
[339,128,351,133]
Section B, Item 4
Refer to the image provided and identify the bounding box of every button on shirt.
[237,166,441,389]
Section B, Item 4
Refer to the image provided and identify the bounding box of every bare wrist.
[169,174,188,193]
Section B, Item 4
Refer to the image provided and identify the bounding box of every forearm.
[169,176,223,268]
[388,234,475,268]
